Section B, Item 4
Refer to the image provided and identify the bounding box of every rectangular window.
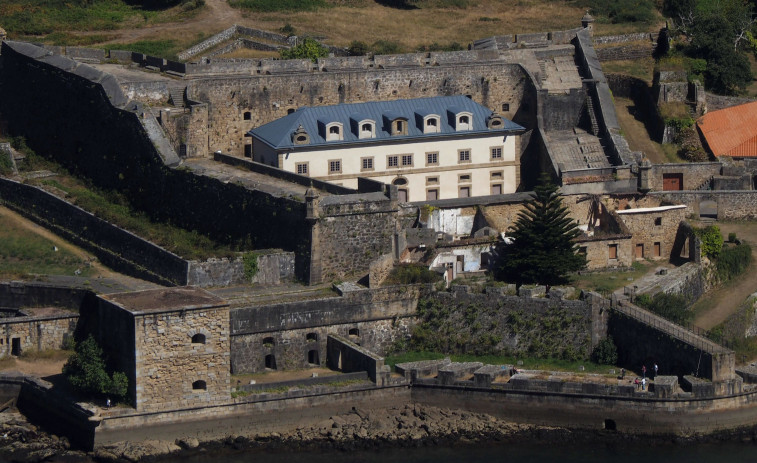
[426,152,439,166]
[401,154,413,167]
[387,155,399,168]
[491,184,502,195]
[502,103,510,112]
[426,189,439,201]
[490,171,503,180]
[578,246,587,255]
[459,186,471,198]
[459,173,471,183]
[328,159,341,174]
[426,176,439,185]
[296,162,309,175]
[609,244,618,259]
[458,149,471,163]
[361,157,374,171]
[654,217,662,226]
[490,147,503,160]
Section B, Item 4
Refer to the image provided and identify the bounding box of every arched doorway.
[393,177,408,203]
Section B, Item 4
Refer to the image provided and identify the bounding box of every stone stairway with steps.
[168,85,186,107]
[585,93,600,136]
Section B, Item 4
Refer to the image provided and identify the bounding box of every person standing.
[654,363,658,378]
[642,365,646,379]
[641,377,646,391]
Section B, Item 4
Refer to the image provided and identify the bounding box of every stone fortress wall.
[0,41,405,284]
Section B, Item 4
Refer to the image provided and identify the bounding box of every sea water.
[175,440,757,463]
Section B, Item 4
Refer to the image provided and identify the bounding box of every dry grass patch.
[242,1,588,51]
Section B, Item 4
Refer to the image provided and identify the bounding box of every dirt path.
[0,358,67,378]
[95,0,243,45]
[614,97,668,164]
[693,221,757,330]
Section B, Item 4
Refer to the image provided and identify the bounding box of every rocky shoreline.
[4,404,757,462]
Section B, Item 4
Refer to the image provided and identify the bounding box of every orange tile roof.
[697,101,757,157]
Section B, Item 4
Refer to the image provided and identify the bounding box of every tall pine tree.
[497,174,586,291]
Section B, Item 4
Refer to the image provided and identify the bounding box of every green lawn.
[569,261,653,297]
[0,215,94,279]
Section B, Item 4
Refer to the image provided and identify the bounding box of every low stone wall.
[0,281,91,311]
[650,190,757,220]
[643,163,721,192]
[412,383,757,435]
[186,250,295,287]
[0,311,78,358]
[327,334,388,384]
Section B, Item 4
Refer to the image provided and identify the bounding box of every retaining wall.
[650,190,757,220]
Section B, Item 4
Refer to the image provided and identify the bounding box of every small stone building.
[95,287,230,412]
[616,204,687,261]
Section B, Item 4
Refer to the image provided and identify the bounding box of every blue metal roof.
[249,95,524,150]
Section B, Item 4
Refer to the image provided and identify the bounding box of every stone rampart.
[412,383,757,435]
[186,60,534,157]
[596,43,653,61]
[0,41,323,282]
[229,285,426,373]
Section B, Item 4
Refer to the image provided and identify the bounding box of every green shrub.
[695,225,724,259]
[242,251,259,280]
[279,23,296,37]
[63,335,129,402]
[0,151,13,176]
[347,40,369,56]
[728,232,737,243]
[591,336,618,365]
[280,38,329,61]
[384,264,441,285]
[716,243,752,281]
[635,292,692,325]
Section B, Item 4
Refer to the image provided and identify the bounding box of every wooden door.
[662,173,683,191]
[635,243,644,258]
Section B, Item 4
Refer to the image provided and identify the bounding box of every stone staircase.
[585,94,600,136]
[168,85,186,107]
[692,176,713,191]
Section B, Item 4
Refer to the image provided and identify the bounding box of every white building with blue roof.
[248,95,524,202]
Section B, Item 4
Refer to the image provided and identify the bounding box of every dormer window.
[359,121,375,139]
[393,120,406,135]
[327,123,343,141]
[447,108,473,131]
[424,116,440,134]
[457,114,471,130]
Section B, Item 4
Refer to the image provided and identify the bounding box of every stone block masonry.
[229,285,426,373]
[96,288,231,413]
[187,62,534,157]
[0,311,78,358]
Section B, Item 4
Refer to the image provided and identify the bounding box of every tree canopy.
[664,0,754,94]
[496,174,586,291]
[63,335,129,401]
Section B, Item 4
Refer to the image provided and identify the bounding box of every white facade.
[253,133,519,202]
